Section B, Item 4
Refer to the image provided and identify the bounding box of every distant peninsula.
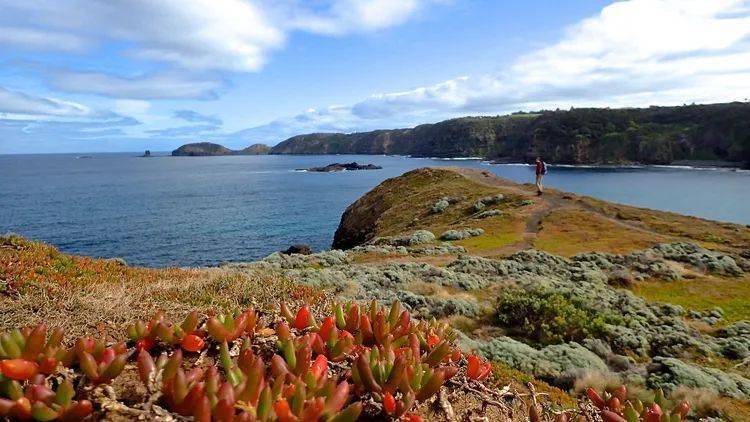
[171,142,270,156]
[270,102,750,168]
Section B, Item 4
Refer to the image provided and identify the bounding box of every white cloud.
[277,0,433,35]
[48,70,225,100]
[114,100,151,117]
[0,0,437,72]
[0,86,98,117]
[248,0,750,140]
[0,27,90,52]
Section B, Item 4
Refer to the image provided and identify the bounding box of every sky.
[1,0,749,154]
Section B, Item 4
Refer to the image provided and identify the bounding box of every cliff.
[271,102,750,167]
[172,142,270,156]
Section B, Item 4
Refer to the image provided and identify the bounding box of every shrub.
[495,287,622,345]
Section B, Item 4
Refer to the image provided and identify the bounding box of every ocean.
[1,153,748,267]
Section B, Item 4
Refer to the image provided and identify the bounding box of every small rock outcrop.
[281,244,312,255]
[302,162,382,172]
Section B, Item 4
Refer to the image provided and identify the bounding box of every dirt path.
[447,166,669,256]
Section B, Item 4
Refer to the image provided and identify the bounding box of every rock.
[409,230,436,245]
[281,244,312,255]
[430,199,450,214]
[440,228,484,241]
[302,162,382,172]
[141,150,151,157]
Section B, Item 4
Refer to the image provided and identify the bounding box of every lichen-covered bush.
[440,228,484,241]
[430,198,449,213]
[647,357,750,399]
[408,230,436,245]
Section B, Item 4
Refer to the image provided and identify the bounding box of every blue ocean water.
[1,153,748,267]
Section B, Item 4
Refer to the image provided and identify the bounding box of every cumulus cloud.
[173,110,223,126]
[47,70,225,100]
[0,0,436,72]
[235,0,750,143]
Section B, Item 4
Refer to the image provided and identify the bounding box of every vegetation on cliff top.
[271,102,750,167]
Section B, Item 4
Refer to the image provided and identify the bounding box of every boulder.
[281,244,312,255]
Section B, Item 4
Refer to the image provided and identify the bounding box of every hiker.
[535,157,547,195]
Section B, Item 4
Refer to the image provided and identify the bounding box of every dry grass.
[534,208,669,256]
[0,235,325,339]
[670,386,750,422]
[576,196,750,252]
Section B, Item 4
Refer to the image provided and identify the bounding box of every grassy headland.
[2,167,750,420]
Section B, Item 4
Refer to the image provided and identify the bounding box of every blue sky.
[1,0,749,153]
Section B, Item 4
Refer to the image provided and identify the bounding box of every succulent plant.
[0,299,488,421]
[0,324,64,378]
[0,377,92,421]
[206,308,257,343]
[586,385,691,422]
[466,354,492,381]
[127,311,207,352]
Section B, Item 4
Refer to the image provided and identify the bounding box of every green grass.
[632,275,750,323]
[453,215,525,253]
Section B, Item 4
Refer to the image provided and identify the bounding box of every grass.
[453,214,525,254]
[534,208,669,256]
[0,234,326,339]
[577,196,750,252]
[631,275,750,323]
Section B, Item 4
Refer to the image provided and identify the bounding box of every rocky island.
[3,167,750,420]
[171,141,270,156]
[300,162,383,172]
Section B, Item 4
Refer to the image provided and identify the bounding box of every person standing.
[535,157,546,195]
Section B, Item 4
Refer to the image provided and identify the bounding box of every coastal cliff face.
[171,142,270,156]
[271,102,750,166]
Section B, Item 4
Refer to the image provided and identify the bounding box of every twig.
[438,387,456,421]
